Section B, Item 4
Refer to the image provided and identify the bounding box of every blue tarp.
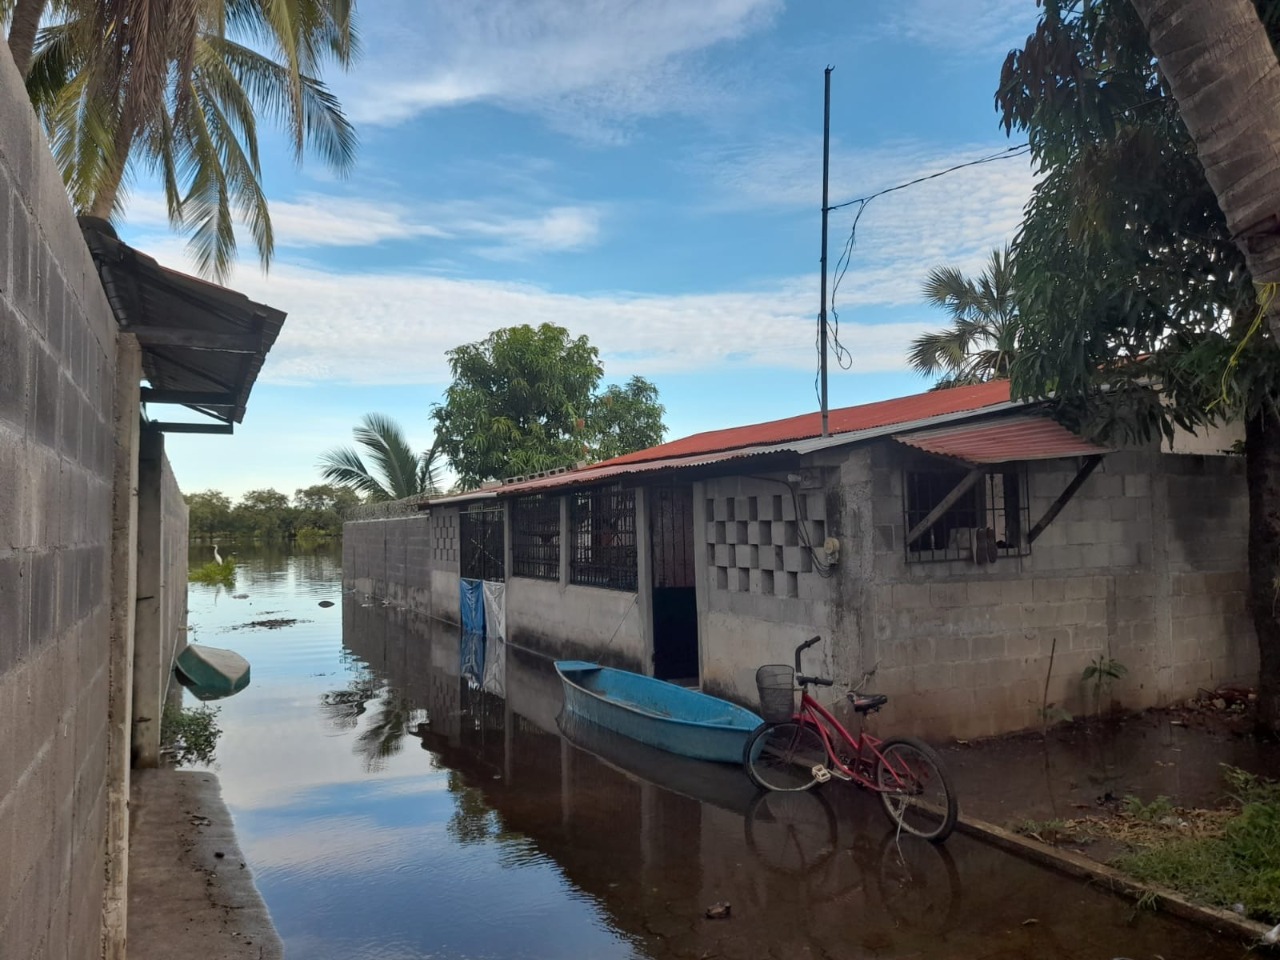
[460,578,485,685]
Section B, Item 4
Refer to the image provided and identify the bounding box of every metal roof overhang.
[893,414,1110,464]
[80,217,286,432]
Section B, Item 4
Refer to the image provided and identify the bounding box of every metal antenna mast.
[819,66,833,438]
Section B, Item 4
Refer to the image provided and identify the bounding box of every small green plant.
[161,703,223,766]
[189,558,236,587]
[1082,655,1126,716]
[1122,794,1175,822]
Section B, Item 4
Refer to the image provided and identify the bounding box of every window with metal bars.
[460,505,505,581]
[511,494,560,580]
[903,464,1030,563]
[570,485,637,590]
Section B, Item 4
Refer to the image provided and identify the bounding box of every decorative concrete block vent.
[706,492,824,598]
[431,511,458,563]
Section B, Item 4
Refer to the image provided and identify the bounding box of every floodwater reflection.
[190,546,1253,960]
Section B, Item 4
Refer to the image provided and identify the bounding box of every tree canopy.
[432,324,666,488]
[319,413,444,502]
[908,246,1020,389]
[999,0,1280,729]
[185,484,360,541]
[8,0,357,280]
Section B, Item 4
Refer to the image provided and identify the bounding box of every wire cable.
[815,144,1032,407]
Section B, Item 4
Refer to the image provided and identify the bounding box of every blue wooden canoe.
[175,643,251,701]
[555,661,762,764]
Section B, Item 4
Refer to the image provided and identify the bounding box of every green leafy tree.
[233,488,294,540]
[184,489,233,540]
[11,0,357,280]
[908,246,1020,389]
[319,413,444,502]
[998,0,1280,730]
[432,324,666,487]
[293,483,360,534]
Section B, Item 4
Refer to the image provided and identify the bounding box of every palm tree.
[908,245,1020,389]
[1129,0,1280,346]
[319,414,446,503]
[10,0,357,281]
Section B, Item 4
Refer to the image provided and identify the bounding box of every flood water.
[187,543,1252,960]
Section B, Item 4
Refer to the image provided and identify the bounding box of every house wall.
[0,45,189,959]
[342,511,459,623]
[858,442,1255,740]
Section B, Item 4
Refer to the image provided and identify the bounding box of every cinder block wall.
[862,442,1256,739]
[0,46,121,960]
[343,514,453,621]
[160,457,189,677]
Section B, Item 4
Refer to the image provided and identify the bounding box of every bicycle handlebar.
[795,635,821,673]
[797,675,833,687]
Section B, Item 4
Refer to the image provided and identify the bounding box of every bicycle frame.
[793,689,910,793]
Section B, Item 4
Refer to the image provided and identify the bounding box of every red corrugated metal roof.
[598,378,1013,467]
[894,414,1108,463]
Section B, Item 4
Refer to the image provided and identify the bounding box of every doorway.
[650,483,699,683]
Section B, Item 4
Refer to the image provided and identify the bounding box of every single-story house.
[343,379,1256,740]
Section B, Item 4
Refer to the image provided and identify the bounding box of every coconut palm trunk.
[6,0,47,77]
[1130,0,1280,342]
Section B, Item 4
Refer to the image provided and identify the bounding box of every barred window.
[904,464,1030,563]
[570,486,637,591]
[460,505,505,581]
[511,494,560,580]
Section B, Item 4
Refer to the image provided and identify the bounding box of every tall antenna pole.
[819,66,833,438]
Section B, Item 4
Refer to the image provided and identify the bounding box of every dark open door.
[650,483,698,682]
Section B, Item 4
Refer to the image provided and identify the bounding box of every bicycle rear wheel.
[743,720,827,792]
[874,736,958,842]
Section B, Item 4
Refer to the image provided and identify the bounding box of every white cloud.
[880,0,1036,56]
[340,0,781,132]
[701,139,1033,307]
[126,193,603,258]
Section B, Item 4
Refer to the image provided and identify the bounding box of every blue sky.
[120,0,1039,499]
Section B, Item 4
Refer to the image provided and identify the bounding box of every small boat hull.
[175,643,251,701]
[555,660,762,764]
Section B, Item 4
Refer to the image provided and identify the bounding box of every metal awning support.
[905,466,985,545]
[1027,455,1104,544]
[146,422,235,435]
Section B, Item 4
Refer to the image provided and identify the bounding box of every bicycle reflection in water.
[742,789,961,935]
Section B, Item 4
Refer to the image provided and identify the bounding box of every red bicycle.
[742,636,958,842]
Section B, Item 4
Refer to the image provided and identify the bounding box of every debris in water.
[704,902,731,920]
[232,593,249,599]
[318,600,335,608]
[233,618,305,630]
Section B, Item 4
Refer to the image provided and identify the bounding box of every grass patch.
[1113,768,1280,924]
[189,558,236,587]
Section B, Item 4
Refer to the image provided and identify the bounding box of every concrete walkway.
[127,770,281,960]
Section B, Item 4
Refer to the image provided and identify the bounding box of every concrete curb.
[957,815,1275,946]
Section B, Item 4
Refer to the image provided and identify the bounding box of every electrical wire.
[815,143,1032,407]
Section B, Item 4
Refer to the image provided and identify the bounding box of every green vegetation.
[1115,769,1280,923]
[908,245,1020,389]
[1082,656,1127,717]
[9,0,357,280]
[999,0,1280,731]
[1121,794,1174,823]
[160,702,223,767]
[186,484,360,542]
[189,557,235,588]
[319,413,445,502]
[432,324,666,488]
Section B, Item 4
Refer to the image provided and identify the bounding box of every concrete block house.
[344,378,1256,740]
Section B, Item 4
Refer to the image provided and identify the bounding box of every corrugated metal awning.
[894,414,1109,464]
[81,218,286,431]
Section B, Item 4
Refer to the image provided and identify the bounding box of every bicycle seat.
[848,692,888,713]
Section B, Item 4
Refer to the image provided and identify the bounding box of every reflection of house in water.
[336,601,1240,960]
[344,378,1256,739]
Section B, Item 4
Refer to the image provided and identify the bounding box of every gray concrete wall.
[859,442,1256,740]
[0,44,191,959]
[0,43,120,958]
[343,512,458,623]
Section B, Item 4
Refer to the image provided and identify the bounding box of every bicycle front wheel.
[743,721,828,792]
[875,736,958,842]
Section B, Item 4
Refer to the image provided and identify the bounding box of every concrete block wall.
[343,513,456,623]
[0,42,121,959]
[860,441,1256,739]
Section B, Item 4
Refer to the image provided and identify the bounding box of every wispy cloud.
[127,193,604,258]
[701,138,1034,307]
[340,0,781,134]
[878,0,1035,56]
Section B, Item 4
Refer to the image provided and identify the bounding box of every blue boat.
[554,661,763,764]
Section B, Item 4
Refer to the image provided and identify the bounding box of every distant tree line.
[185,485,362,542]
